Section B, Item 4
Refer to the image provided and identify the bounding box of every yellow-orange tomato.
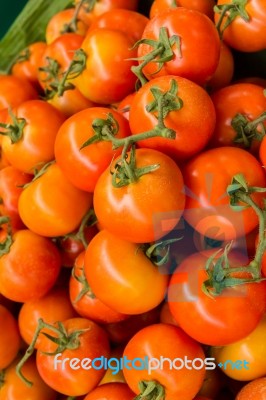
[0,305,21,370]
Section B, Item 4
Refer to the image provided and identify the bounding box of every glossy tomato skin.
[150,0,216,20]
[183,147,266,241]
[129,75,216,162]
[1,100,66,174]
[0,229,61,302]
[208,83,266,153]
[259,135,266,168]
[117,92,136,120]
[93,148,185,243]
[84,230,168,314]
[123,323,206,400]
[235,377,266,400]
[84,382,135,400]
[0,75,38,111]
[168,250,266,346]
[36,318,110,396]
[69,251,128,323]
[139,8,220,85]
[54,107,131,192]
[73,28,138,104]
[18,162,93,237]
[214,0,266,52]
[0,305,21,370]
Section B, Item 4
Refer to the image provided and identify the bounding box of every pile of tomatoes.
[0,0,266,399]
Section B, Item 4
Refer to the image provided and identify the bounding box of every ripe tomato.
[137,8,220,85]
[150,0,216,20]
[93,148,185,243]
[0,357,57,400]
[129,75,216,162]
[69,251,128,323]
[84,382,135,399]
[1,100,65,174]
[159,301,179,326]
[208,83,266,153]
[73,28,138,104]
[18,162,93,237]
[54,107,131,192]
[206,41,234,92]
[0,229,61,302]
[84,230,168,314]
[35,318,110,396]
[235,377,266,400]
[168,250,266,346]
[0,75,38,110]
[259,135,266,169]
[117,92,136,120]
[0,305,20,370]
[123,323,206,400]
[18,287,76,348]
[183,147,266,241]
[214,0,266,52]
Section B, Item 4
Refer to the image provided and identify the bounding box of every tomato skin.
[208,83,266,153]
[54,107,131,192]
[150,0,216,20]
[84,230,168,314]
[235,377,266,400]
[0,75,38,111]
[212,315,266,381]
[0,229,61,302]
[168,250,266,346]
[123,323,206,400]
[129,75,216,162]
[93,148,185,243]
[84,382,135,399]
[18,162,93,237]
[0,357,57,400]
[259,135,266,168]
[183,147,266,241]
[117,92,136,120]
[0,305,21,370]
[36,318,110,396]
[73,28,138,104]
[70,251,128,323]
[206,41,234,93]
[139,8,220,85]
[214,0,266,52]
[2,100,66,174]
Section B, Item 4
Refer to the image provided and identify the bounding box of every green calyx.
[134,380,165,400]
[0,216,13,257]
[214,0,249,39]
[143,237,182,267]
[0,108,26,144]
[232,112,266,148]
[80,113,119,149]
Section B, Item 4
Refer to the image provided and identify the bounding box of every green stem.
[214,0,249,39]
[134,380,165,400]
[61,0,86,33]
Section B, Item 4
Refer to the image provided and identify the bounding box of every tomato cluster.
[0,1,266,399]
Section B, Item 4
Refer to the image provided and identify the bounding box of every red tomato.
[129,75,216,162]
[0,229,61,302]
[168,250,266,346]
[93,148,185,243]
[116,92,136,120]
[54,107,131,192]
[137,8,220,85]
[206,41,234,92]
[235,377,266,400]
[0,305,21,370]
[123,323,206,400]
[150,0,216,20]
[183,147,266,241]
[259,135,266,168]
[84,382,135,399]
[18,162,93,237]
[1,100,65,174]
[0,75,38,110]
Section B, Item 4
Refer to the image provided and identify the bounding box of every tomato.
[123,323,206,400]
[259,135,266,169]
[54,107,131,192]
[208,83,266,153]
[214,0,266,52]
[45,8,88,44]
[0,229,61,302]
[117,92,136,120]
[99,346,126,385]
[0,305,20,370]
[159,301,179,326]
[18,287,77,348]
[94,148,185,243]
[197,368,225,399]
[206,41,234,92]
[0,166,32,230]
[212,314,266,381]
[35,318,110,396]
[84,382,135,399]
[18,162,93,237]
[150,0,216,20]
[137,8,220,85]
[70,250,128,323]
[129,75,216,162]
[183,147,266,241]
[168,250,266,346]
[0,357,57,400]
[87,9,149,42]
[73,28,138,104]
[235,378,266,400]
[1,100,65,174]
[0,75,38,111]
[11,42,46,92]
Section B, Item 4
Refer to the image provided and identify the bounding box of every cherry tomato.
[168,250,266,346]
[18,162,93,237]
[235,377,266,400]
[84,382,135,399]
[183,147,266,241]
[150,0,216,20]
[0,75,38,111]
[0,305,20,370]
